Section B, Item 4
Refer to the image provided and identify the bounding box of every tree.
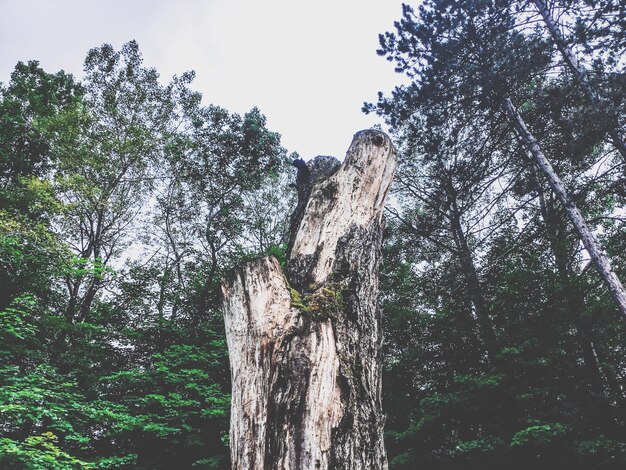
[369,1,626,467]
[529,0,626,164]
[222,130,395,469]
[0,61,82,190]
[504,96,626,317]
[370,0,626,318]
[0,41,293,469]
[150,103,289,322]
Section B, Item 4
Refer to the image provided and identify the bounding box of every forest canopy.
[0,40,293,469]
[1,0,626,468]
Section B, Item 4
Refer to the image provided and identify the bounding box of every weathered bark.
[531,0,626,163]
[504,96,626,319]
[222,130,396,469]
[287,156,341,257]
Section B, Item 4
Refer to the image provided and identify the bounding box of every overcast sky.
[0,0,409,160]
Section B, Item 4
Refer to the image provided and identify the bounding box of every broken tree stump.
[221,130,396,469]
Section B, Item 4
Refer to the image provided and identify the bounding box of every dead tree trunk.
[504,96,626,319]
[222,130,396,469]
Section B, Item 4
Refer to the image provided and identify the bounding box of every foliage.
[0,41,291,469]
[0,433,89,469]
[371,0,626,468]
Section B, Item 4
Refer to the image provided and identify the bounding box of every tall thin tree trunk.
[504,96,626,319]
[531,0,626,162]
[534,179,621,432]
[448,193,497,361]
[221,130,396,469]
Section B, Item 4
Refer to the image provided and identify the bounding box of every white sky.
[0,0,409,160]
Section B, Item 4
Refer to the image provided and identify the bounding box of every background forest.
[1,0,625,469]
